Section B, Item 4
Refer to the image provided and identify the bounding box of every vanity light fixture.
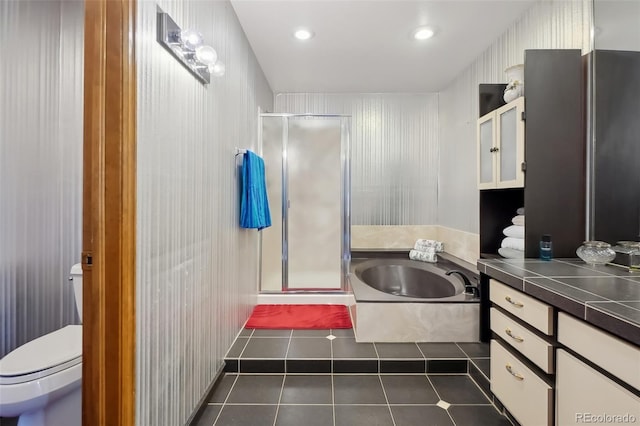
[157,8,225,84]
[195,45,218,66]
[413,26,435,41]
[180,29,204,50]
[209,61,226,77]
[293,28,314,41]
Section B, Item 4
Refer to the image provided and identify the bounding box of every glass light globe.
[209,61,225,77]
[195,45,218,66]
[180,29,203,50]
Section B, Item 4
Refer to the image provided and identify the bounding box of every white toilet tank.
[70,263,83,322]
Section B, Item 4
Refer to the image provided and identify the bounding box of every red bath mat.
[245,304,352,329]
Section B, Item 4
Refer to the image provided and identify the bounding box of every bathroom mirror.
[590,0,640,243]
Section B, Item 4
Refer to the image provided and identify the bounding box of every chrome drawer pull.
[505,296,524,307]
[505,364,525,381]
[505,328,524,342]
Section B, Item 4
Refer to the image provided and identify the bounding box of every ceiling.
[230,0,537,93]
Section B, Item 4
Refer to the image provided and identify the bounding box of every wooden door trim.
[83,0,136,425]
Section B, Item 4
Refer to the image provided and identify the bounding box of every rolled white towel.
[498,247,524,259]
[516,207,525,215]
[512,215,525,226]
[409,249,437,263]
[501,237,525,251]
[503,225,524,239]
[414,239,444,253]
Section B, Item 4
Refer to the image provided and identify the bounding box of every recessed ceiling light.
[413,27,434,41]
[293,28,314,41]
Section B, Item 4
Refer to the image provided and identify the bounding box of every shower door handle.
[287,200,290,209]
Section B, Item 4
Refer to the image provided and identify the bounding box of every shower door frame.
[259,113,351,293]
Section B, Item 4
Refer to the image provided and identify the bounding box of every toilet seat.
[0,325,82,385]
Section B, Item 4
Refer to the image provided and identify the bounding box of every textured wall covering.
[0,0,84,358]
[135,1,273,424]
[438,0,593,233]
[274,94,439,225]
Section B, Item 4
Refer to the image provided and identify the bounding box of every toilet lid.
[0,325,82,382]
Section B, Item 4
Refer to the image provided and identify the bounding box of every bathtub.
[352,258,474,301]
[348,252,480,342]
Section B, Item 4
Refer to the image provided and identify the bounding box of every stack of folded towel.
[499,207,525,259]
[409,239,444,263]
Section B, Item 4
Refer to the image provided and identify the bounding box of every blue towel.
[240,150,272,230]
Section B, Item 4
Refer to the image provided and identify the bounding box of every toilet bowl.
[0,264,83,426]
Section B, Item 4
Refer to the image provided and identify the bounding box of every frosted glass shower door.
[286,119,343,290]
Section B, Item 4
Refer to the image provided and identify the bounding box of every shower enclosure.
[260,114,351,292]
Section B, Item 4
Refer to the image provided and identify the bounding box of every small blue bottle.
[540,234,553,261]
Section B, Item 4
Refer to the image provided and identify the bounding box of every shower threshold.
[257,292,355,305]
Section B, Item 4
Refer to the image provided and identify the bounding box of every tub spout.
[445,270,479,297]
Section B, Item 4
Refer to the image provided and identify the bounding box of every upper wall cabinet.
[477,97,525,190]
[478,50,585,259]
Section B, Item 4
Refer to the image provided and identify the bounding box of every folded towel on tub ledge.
[409,249,437,263]
[414,239,444,252]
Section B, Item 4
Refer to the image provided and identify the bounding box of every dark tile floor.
[194,328,512,426]
[194,372,510,426]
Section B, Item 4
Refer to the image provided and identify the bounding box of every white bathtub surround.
[351,302,479,342]
[256,293,355,306]
[409,249,438,263]
[436,226,480,265]
[351,225,479,264]
[351,225,439,249]
[414,239,444,252]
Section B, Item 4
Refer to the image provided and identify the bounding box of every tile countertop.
[477,258,640,346]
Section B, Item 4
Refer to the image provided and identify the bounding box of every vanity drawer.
[490,279,553,335]
[491,308,554,373]
[558,312,640,390]
[491,339,553,426]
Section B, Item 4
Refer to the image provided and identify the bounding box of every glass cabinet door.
[496,97,525,188]
[478,113,496,189]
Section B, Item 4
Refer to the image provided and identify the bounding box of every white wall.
[0,0,84,358]
[135,1,272,424]
[438,0,592,233]
[275,93,440,225]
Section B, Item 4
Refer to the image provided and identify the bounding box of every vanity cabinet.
[489,279,554,426]
[484,269,640,426]
[556,350,640,426]
[478,49,585,259]
[556,312,640,425]
[477,97,525,190]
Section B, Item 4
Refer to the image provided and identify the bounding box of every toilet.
[0,264,83,426]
